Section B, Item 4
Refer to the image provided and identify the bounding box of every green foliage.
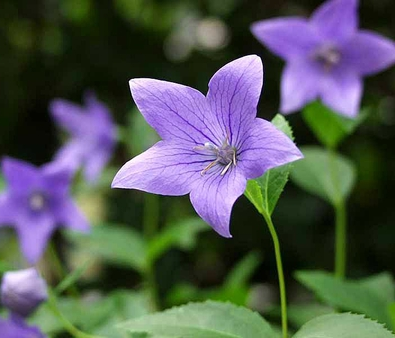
[389,303,395,330]
[30,290,151,336]
[295,271,394,328]
[290,146,356,205]
[293,313,395,338]
[147,217,209,264]
[245,114,295,216]
[65,224,148,273]
[55,259,92,295]
[302,101,368,149]
[166,252,261,306]
[119,301,276,338]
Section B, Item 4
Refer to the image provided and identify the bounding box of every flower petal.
[237,118,303,179]
[206,55,263,146]
[251,18,320,61]
[311,0,358,42]
[129,79,221,146]
[280,59,321,114]
[55,200,90,232]
[83,147,113,183]
[112,141,214,196]
[15,213,55,264]
[342,30,395,76]
[2,157,40,194]
[320,68,363,117]
[190,167,246,238]
[50,99,88,136]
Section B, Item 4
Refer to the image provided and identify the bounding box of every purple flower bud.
[0,314,46,338]
[1,268,48,317]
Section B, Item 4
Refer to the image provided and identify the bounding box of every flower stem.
[47,290,105,338]
[328,149,347,279]
[143,193,160,311]
[262,211,288,338]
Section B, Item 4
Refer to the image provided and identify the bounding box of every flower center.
[29,192,47,212]
[194,138,237,176]
[313,44,341,71]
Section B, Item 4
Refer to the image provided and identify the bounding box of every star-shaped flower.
[112,55,302,237]
[0,158,89,263]
[251,0,395,117]
[50,91,117,183]
[0,314,46,338]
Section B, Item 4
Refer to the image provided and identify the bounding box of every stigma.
[194,137,237,176]
[313,44,341,71]
[29,192,47,212]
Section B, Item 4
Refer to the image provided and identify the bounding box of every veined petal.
[206,55,263,146]
[15,213,55,264]
[320,68,363,117]
[311,0,358,42]
[129,79,222,146]
[237,118,303,179]
[2,157,40,194]
[251,18,320,61]
[50,99,88,136]
[342,30,395,76]
[190,167,246,237]
[280,59,320,114]
[112,141,214,196]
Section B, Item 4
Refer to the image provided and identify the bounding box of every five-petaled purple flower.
[0,158,89,263]
[112,55,302,237]
[50,91,117,183]
[251,0,395,117]
[1,268,48,318]
[0,314,46,338]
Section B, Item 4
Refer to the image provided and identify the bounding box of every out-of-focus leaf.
[147,218,209,263]
[0,173,5,191]
[65,224,147,273]
[285,304,334,328]
[120,301,276,338]
[30,290,151,335]
[358,272,394,303]
[295,270,393,328]
[225,251,262,288]
[245,114,295,216]
[389,303,395,331]
[55,260,92,295]
[293,313,394,338]
[302,101,368,149]
[290,146,356,205]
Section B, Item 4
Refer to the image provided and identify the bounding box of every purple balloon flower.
[0,314,46,338]
[251,0,395,117]
[112,55,302,237]
[0,158,89,263]
[1,268,48,317]
[50,91,117,183]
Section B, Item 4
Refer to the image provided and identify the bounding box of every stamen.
[201,159,220,176]
[220,161,232,176]
[29,192,46,211]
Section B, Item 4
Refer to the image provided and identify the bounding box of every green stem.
[262,212,288,338]
[143,193,160,311]
[334,200,347,279]
[328,149,347,279]
[47,290,105,338]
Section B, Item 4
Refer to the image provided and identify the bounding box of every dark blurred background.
[1,0,395,305]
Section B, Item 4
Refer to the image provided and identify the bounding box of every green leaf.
[293,313,394,338]
[120,301,276,338]
[244,114,295,216]
[358,272,395,304]
[295,270,393,328]
[65,224,147,273]
[147,217,209,263]
[224,251,262,288]
[302,101,368,148]
[389,303,395,331]
[290,146,356,205]
[55,259,92,295]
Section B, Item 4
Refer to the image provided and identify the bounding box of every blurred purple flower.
[251,0,395,117]
[112,55,302,237]
[50,91,117,183]
[0,314,46,338]
[0,158,89,263]
[1,268,48,317]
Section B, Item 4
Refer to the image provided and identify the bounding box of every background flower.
[0,314,46,338]
[0,158,89,263]
[251,0,395,117]
[112,55,302,237]
[50,91,117,183]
